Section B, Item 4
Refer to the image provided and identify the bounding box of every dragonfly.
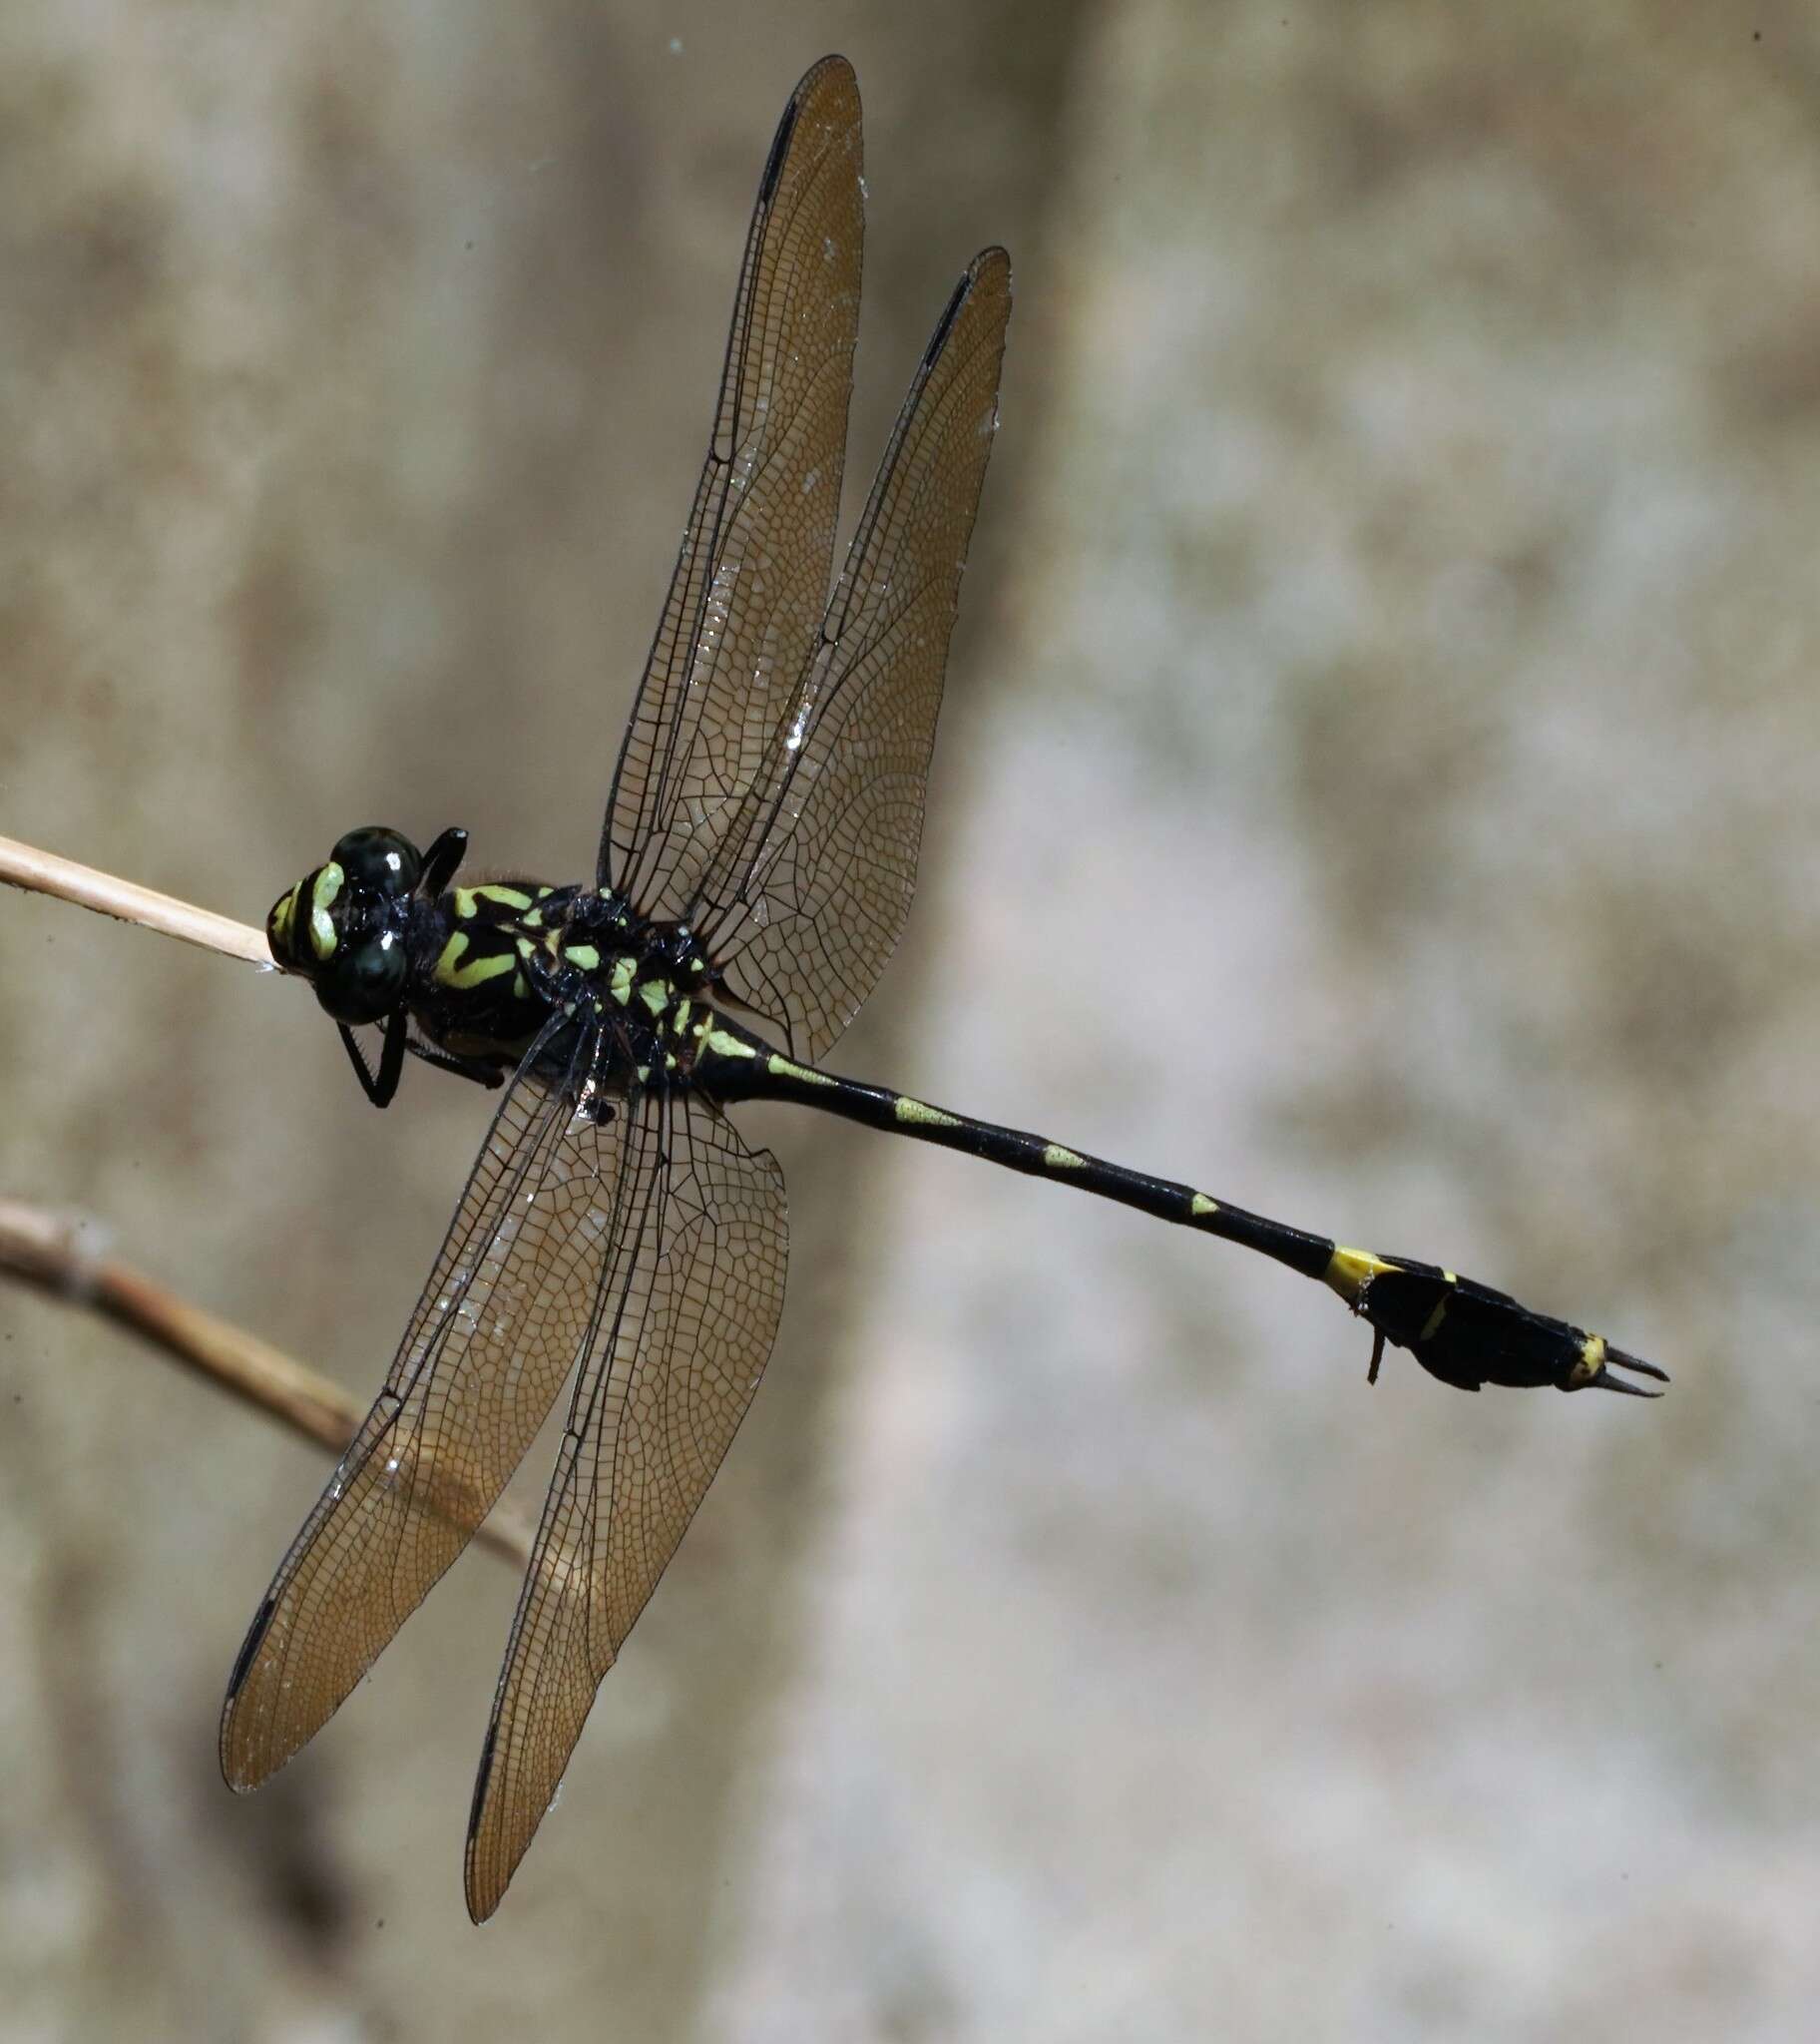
[222,54,1667,1922]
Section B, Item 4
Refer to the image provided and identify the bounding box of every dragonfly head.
[266,825,424,1024]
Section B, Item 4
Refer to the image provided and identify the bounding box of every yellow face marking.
[1043,1144,1087,1171]
[270,884,299,952]
[638,979,671,1018]
[308,863,344,959]
[434,932,516,991]
[609,957,636,1006]
[1323,1245,1401,1303]
[704,1028,755,1059]
[767,1054,834,1087]
[895,1098,960,1129]
[565,944,601,972]
[1190,1194,1218,1218]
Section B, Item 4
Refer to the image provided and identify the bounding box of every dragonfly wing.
[463,1089,787,1921]
[690,249,1013,1062]
[602,55,863,918]
[221,1022,635,1788]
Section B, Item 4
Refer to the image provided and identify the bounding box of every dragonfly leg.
[406,1038,507,1089]
[337,1012,407,1109]
[419,827,469,896]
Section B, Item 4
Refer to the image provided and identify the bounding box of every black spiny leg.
[419,826,469,895]
[406,1039,508,1090]
[337,1010,408,1110]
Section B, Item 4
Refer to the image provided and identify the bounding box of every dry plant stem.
[0,1200,535,1570]
[0,833,269,967]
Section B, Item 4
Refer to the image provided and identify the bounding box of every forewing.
[221,1025,636,1788]
[691,249,1012,1062]
[463,1090,787,1921]
[602,56,863,916]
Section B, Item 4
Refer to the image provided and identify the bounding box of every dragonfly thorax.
[415,882,722,1091]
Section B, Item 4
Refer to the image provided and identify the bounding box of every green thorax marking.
[412,882,729,1084]
[454,882,539,917]
[414,880,564,1065]
[433,930,516,991]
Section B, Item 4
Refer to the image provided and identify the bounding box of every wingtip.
[219,1594,284,1791]
[462,1827,514,1926]
[463,1722,511,1922]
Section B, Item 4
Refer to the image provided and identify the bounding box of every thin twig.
[0,834,269,967]
[0,1200,535,1571]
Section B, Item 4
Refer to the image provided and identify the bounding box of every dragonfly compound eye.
[312,925,409,1024]
[330,826,423,897]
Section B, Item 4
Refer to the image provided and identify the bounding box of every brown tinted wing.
[220,1026,636,1789]
[601,56,862,917]
[690,250,1012,1063]
[464,1090,787,1921]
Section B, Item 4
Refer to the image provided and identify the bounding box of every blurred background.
[4,3,1819,2038]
